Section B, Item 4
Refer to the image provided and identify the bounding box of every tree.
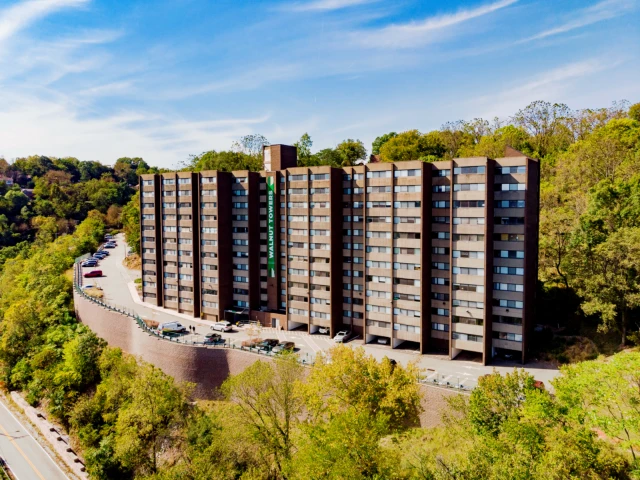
[371,132,397,155]
[512,101,573,158]
[301,148,342,168]
[293,133,313,162]
[231,134,269,157]
[379,129,446,163]
[114,363,191,476]
[571,227,640,344]
[302,346,422,430]
[554,351,640,464]
[188,150,263,172]
[628,102,640,122]
[106,205,122,228]
[120,192,140,254]
[335,139,366,166]
[222,355,304,477]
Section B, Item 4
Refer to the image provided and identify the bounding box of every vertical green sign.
[267,176,276,277]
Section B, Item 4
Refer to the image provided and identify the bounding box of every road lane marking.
[0,419,45,480]
[0,400,68,480]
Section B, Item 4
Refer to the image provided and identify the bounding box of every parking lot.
[79,234,561,388]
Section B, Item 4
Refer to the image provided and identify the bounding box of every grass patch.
[84,288,104,299]
[123,253,141,270]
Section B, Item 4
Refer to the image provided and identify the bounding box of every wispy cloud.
[0,0,89,47]
[519,0,636,43]
[283,0,377,12]
[352,0,517,48]
[471,57,622,118]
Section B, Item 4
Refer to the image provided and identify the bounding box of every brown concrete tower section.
[139,146,539,365]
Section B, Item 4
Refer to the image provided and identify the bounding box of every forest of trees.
[0,100,639,478]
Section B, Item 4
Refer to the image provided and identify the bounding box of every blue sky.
[0,0,638,168]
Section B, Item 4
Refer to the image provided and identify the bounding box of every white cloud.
[0,0,89,47]
[284,0,376,12]
[519,0,636,43]
[0,89,273,166]
[470,58,622,118]
[352,0,518,48]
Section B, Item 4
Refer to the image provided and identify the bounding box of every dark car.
[82,261,98,267]
[83,270,103,278]
[203,333,223,344]
[272,341,295,353]
[103,244,115,249]
[257,338,279,351]
[93,253,107,259]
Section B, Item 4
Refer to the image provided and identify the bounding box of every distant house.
[0,175,13,186]
[21,188,34,199]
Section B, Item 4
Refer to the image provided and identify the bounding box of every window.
[367,216,391,223]
[366,290,391,299]
[177,190,191,196]
[431,308,449,316]
[452,267,484,275]
[433,216,450,224]
[366,170,391,178]
[288,188,307,195]
[201,176,216,184]
[232,202,248,208]
[495,200,525,208]
[454,166,485,174]
[233,276,248,283]
[162,178,175,185]
[201,239,217,246]
[494,233,524,242]
[232,189,248,196]
[454,183,485,191]
[178,250,192,257]
[201,227,217,234]
[395,247,420,255]
[395,201,421,208]
[495,250,525,259]
[433,185,450,192]
[495,216,525,225]
[432,201,450,208]
[493,331,523,342]
[142,191,154,197]
[496,183,526,191]
[142,214,155,220]
[367,186,391,193]
[289,174,307,181]
[288,268,308,276]
[453,217,485,225]
[394,232,420,240]
[432,323,449,331]
[394,185,421,193]
[454,200,485,208]
[395,169,421,177]
[493,299,524,309]
[367,201,392,208]
[202,276,218,283]
[163,249,177,256]
[395,278,420,286]
[367,246,391,254]
[201,189,216,197]
[453,250,484,259]
[143,248,155,254]
[452,299,484,309]
[310,215,329,222]
[233,214,249,221]
[310,201,330,208]
[493,315,522,326]
[394,307,420,317]
[394,217,420,224]
[367,260,391,269]
[366,275,391,284]
[289,307,308,316]
[310,187,329,194]
[143,179,154,185]
[201,215,216,221]
[310,173,330,180]
[310,229,329,236]
[432,231,450,240]
[431,262,449,271]
[432,292,449,301]
[453,283,484,293]
[494,282,524,292]
[453,234,484,242]
[435,169,450,177]
[366,304,391,314]
[452,333,482,342]
[496,166,526,174]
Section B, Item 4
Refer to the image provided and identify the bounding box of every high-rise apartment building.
[139,144,539,364]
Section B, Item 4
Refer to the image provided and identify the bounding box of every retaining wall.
[73,290,272,399]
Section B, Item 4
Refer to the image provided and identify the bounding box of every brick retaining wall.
[73,290,273,399]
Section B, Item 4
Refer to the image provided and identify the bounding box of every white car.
[333,331,352,343]
[211,321,233,332]
[318,327,330,334]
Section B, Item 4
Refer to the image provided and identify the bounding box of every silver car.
[333,331,352,343]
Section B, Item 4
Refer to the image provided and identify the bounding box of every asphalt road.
[82,234,561,388]
[0,398,68,480]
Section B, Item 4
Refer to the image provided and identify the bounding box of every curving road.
[0,397,68,480]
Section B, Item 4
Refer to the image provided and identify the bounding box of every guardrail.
[73,261,475,385]
[73,260,316,364]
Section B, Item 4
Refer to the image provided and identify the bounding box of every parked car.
[211,321,233,332]
[334,331,353,343]
[203,333,222,344]
[257,339,279,351]
[83,270,103,278]
[318,327,330,334]
[158,322,187,334]
[93,253,107,259]
[272,341,295,353]
[105,234,113,239]
[82,260,98,267]
[377,337,389,345]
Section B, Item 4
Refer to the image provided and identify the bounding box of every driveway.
[80,234,561,389]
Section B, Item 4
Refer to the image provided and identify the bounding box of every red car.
[84,270,103,278]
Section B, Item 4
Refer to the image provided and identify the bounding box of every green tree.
[371,132,397,155]
[222,355,304,477]
[628,102,640,122]
[293,133,313,162]
[121,191,140,254]
[336,138,367,166]
[379,129,446,163]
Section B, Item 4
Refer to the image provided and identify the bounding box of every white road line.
[0,399,69,480]
[301,336,321,354]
